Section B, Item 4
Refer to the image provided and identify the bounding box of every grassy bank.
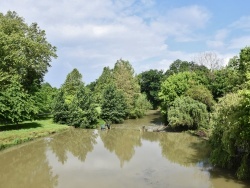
[0,118,69,150]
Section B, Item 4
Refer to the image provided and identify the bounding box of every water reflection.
[0,141,58,188]
[1,111,250,188]
[49,128,97,163]
[100,129,142,167]
[158,132,210,166]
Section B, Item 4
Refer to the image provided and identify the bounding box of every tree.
[61,68,83,104]
[53,69,99,128]
[34,83,58,115]
[92,66,114,104]
[185,85,214,111]
[52,89,69,124]
[165,59,192,77]
[209,92,250,179]
[0,11,56,124]
[138,69,164,109]
[130,94,152,118]
[113,59,141,117]
[0,75,38,124]
[167,96,209,130]
[101,84,128,123]
[68,85,99,128]
[0,11,57,93]
[193,52,222,72]
[159,72,202,122]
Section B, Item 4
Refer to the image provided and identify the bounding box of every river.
[0,111,249,188]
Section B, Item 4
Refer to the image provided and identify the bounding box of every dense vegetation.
[1,11,250,180]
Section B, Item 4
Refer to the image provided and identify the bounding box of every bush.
[209,92,250,179]
[185,85,215,111]
[168,96,209,129]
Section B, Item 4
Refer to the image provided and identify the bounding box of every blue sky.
[1,0,250,88]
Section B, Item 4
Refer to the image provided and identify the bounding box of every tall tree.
[0,11,57,93]
[113,59,141,117]
[138,69,164,109]
[53,69,98,128]
[61,68,83,104]
[101,84,128,123]
[34,83,58,115]
[0,11,56,123]
[159,72,200,113]
[92,67,114,104]
[52,89,69,124]
[0,75,38,124]
[165,59,191,77]
[193,52,222,72]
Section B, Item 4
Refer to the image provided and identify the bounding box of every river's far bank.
[0,118,69,150]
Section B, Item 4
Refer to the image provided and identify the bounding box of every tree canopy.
[0,11,56,124]
[138,69,164,109]
[0,11,57,93]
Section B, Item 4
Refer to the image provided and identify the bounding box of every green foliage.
[130,94,152,118]
[52,90,69,124]
[0,11,57,93]
[138,69,164,109]
[159,72,202,121]
[168,96,209,129]
[0,75,38,124]
[101,84,128,123]
[208,68,242,99]
[52,69,98,128]
[0,11,56,124]
[69,85,99,128]
[185,85,215,111]
[165,59,209,80]
[239,46,250,81]
[61,68,83,104]
[165,59,192,77]
[92,66,114,104]
[113,59,141,117]
[209,92,250,179]
[33,83,58,115]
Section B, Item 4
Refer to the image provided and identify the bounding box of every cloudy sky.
[1,0,250,87]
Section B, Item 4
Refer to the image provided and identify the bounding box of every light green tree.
[113,59,141,117]
[185,85,215,111]
[159,72,201,122]
[168,96,209,129]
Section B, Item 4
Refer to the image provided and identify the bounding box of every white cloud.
[230,16,250,31]
[0,1,213,86]
[228,36,250,49]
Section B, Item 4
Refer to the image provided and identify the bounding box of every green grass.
[0,118,69,150]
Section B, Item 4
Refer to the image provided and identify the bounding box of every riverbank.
[0,118,69,150]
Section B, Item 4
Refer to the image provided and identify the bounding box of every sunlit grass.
[0,118,69,150]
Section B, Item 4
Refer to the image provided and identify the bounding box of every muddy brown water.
[0,111,249,188]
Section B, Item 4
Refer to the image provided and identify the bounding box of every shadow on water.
[208,167,250,188]
[189,140,250,188]
[149,110,164,126]
[0,122,42,131]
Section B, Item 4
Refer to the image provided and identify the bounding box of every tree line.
[1,11,250,180]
